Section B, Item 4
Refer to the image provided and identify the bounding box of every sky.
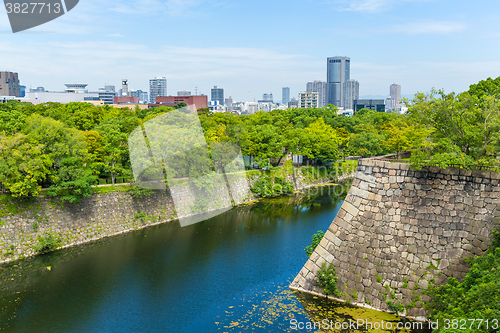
[2,0,500,102]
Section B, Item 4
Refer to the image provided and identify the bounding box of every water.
[0,184,424,332]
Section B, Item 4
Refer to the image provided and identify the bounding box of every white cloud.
[329,0,433,13]
[394,21,466,34]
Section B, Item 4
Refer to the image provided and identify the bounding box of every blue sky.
[2,0,500,102]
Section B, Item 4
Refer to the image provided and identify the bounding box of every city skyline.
[1,1,499,101]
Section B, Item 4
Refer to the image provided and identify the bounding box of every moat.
[0,183,426,332]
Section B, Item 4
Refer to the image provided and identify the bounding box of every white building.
[298,91,319,108]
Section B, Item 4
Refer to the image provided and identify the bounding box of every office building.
[263,92,273,101]
[288,97,298,108]
[149,77,167,103]
[30,86,45,93]
[178,90,191,96]
[20,85,26,98]
[154,95,208,112]
[25,84,99,104]
[390,83,401,106]
[298,91,319,108]
[114,96,139,104]
[0,71,21,97]
[343,79,359,110]
[282,87,290,105]
[385,97,396,111]
[225,96,233,108]
[327,56,350,107]
[98,85,116,104]
[211,86,224,105]
[306,81,327,107]
[353,99,385,113]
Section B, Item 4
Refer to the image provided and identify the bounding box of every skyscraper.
[306,80,327,107]
[343,79,359,110]
[211,86,224,105]
[0,71,21,97]
[262,92,273,101]
[327,56,350,107]
[282,87,290,105]
[149,77,167,103]
[390,83,401,107]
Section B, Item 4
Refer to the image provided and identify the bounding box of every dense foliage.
[407,78,500,169]
[0,99,421,201]
[3,77,500,200]
[426,228,500,332]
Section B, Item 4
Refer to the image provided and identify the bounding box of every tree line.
[1,76,500,201]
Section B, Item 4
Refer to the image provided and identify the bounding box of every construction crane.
[248,91,255,102]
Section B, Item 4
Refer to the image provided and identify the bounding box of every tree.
[0,134,51,197]
[23,114,96,202]
[96,122,129,185]
[408,89,500,167]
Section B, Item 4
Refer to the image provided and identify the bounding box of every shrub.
[317,262,340,297]
[305,230,325,257]
[33,233,62,254]
[387,300,404,313]
[129,184,153,198]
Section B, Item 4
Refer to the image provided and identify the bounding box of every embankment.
[290,158,500,320]
[0,168,354,265]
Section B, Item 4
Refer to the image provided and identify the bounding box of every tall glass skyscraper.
[343,79,359,110]
[211,86,224,105]
[149,77,167,103]
[282,87,290,105]
[327,56,350,108]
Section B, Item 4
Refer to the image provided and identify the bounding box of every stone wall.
[290,158,500,320]
[0,168,353,265]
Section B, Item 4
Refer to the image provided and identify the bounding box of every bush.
[305,230,325,257]
[129,184,153,198]
[33,233,62,254]
[250,176,294,198]
[386,300,404,313]
[317,262,340,297]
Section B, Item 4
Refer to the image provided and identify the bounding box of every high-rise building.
[211,86,224,105]
[149,77,167,103]
[263,92,273,101]
[225,96,233,108]
[327,56,350,107]
[122,79,129,96]
[343,79,359,110]
[178,90,191,96]
[306,80,327,107]
[282,87,290,105]
[385,97,396,111]
[390,83,401,107]
[0,71,21,97]
[298,91,319,108]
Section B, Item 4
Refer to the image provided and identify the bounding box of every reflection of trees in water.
[243,182,352,219]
